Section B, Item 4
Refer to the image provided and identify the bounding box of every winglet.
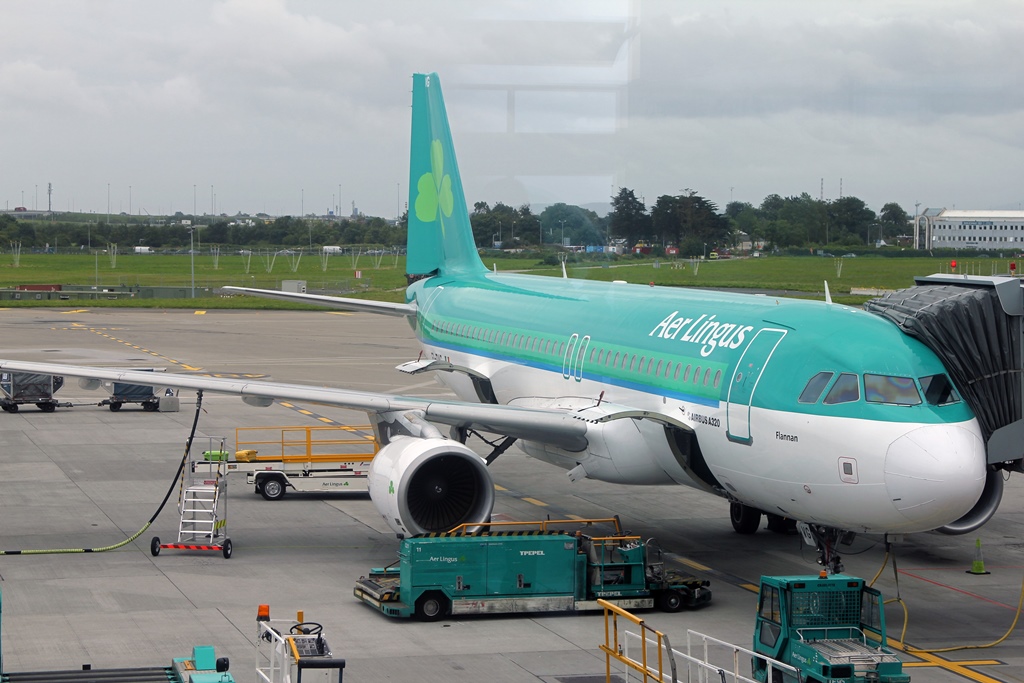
[824,280,832,305]
[406,73,486,278]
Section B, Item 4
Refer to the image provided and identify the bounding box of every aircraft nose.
[884,423,986,531]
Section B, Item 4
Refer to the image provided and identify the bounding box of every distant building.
[917,208,1024,251]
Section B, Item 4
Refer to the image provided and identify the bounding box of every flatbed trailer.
[193,425,379,500]
[355,518,711,620]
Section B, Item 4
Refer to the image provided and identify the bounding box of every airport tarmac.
[0,307,1021,683]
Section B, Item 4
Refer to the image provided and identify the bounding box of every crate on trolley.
[0,372,69,413]
[151,436,233,559]
[97,367,166,411]
[101,381,160,411]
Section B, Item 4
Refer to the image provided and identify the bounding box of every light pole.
[703,242,707,259]
[559,220,566,247]
[188,227,195,298]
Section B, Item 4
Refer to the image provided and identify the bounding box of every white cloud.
[1,0,1021,217]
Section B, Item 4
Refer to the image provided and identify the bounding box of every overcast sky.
[3,0,1022,220]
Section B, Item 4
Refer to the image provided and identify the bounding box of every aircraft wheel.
[730,502,761,534]
[260,476,286,501]
[415,591,450,622]
[150,537,161,556]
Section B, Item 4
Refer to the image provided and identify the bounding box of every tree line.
[1,190,911,256]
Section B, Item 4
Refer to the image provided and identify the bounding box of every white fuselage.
[420,338,986,535]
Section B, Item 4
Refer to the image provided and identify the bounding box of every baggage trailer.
[192,425,379,500]
[100,380,160,411]
[95,367,166,411]
[354,517,711,621]
[0,372,67,412]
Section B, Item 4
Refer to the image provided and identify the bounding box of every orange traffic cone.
[966,538,990,575]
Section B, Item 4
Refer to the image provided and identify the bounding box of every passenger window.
[703,368,710,386]
[693,366,701,384]
[683,365,691,382]
[713,370,721,388]
[864,374,921,406]
[824,373,860,404]
[611,352,619,367]
[920,374,960,405]
[799,371,834,404]
[673,364,681,381]
[656,360,664,377]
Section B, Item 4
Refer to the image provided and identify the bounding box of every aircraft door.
[562,334,579,379]
[561,334,591,382]
[726,328,786,444]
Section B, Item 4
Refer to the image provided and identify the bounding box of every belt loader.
[354,518,711,620]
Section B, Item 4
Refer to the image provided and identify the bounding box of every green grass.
[0,252,1012,308]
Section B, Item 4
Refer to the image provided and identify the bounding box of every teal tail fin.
[406,73,486,278]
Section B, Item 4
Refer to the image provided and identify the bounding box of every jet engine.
[368,436,494,537]
[937,469,1004,535]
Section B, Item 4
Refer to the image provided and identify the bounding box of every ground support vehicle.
[354,517,711,620]
[256,605,345,683]
[0,372,68,412]
[752,573,909,683]
[193,425,379,501]
[152,437,233,559]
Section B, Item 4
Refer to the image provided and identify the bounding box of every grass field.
[0,251,1014,308]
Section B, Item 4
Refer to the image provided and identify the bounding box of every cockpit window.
[920,374,961,406]
[864,374,922,405]
[823,373,860,405]
[799,371,834,404]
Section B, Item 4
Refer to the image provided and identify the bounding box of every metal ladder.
[174,436,228,545]
[178,482,223,544]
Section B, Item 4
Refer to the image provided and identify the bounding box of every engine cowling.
[368,436,494,536]
[937,469,1004,535]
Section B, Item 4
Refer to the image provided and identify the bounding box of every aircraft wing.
[220,286,417,317]
[0,359,588,452]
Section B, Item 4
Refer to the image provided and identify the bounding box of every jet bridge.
[864,273,1024,472]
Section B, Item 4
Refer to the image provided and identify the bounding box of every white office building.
[918,209,1024,251]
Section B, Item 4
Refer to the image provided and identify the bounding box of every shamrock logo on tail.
[414,139,454,236]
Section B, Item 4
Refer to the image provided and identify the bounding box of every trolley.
[0,371,69,412]
[151,436,233,559]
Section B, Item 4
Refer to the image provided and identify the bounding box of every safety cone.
[966,538,990,575]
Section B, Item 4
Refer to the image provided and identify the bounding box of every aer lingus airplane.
[0,73,995,570]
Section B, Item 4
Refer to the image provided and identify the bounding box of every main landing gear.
[729,503,798,535]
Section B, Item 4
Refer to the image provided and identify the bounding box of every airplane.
[0,73,996,573]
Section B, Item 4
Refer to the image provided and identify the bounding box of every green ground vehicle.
[752,573,909,683]
[354,517,711,620]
